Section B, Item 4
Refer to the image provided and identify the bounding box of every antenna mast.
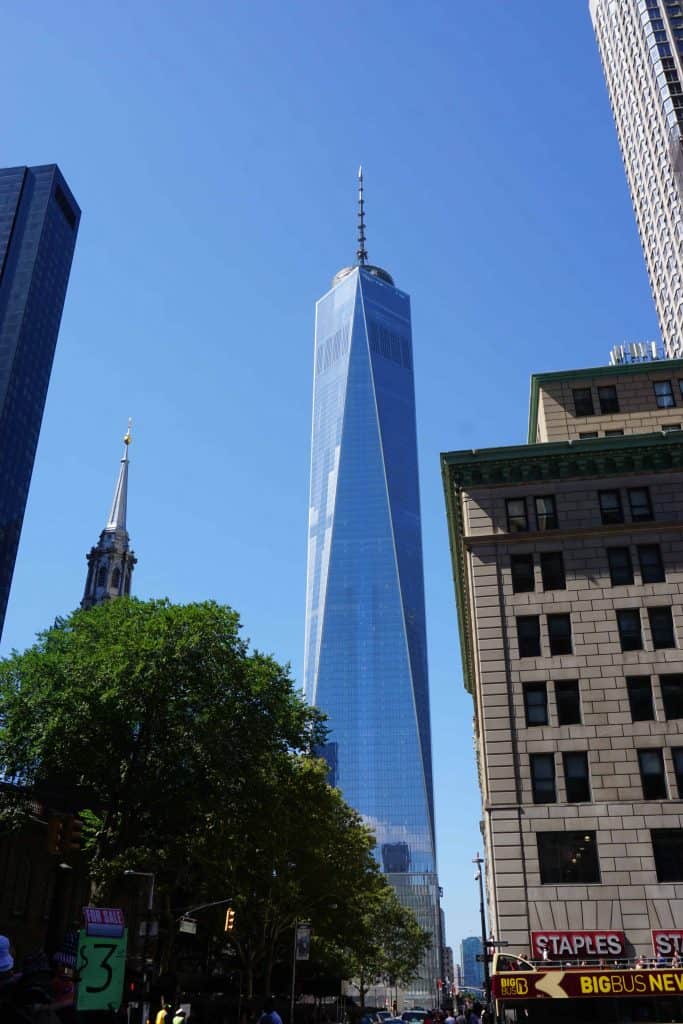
[357,166,367,266]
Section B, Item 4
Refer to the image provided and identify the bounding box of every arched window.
[111,567,121,590]
[96,565,107,588]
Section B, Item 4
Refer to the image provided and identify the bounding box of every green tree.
[0,597,429,998]
[314,877,432,1008]
[202,753,385,996]
[0,598,325,907]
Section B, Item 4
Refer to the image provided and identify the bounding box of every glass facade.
[0,165,80,638]
[304,265,439,1003]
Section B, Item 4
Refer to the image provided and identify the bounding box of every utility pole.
[472,853,492,1017]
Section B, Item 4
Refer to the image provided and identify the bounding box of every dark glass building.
[0,165,80,638]
[304,181,440,1003]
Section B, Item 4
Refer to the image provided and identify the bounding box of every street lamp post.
[124,870,156,1024]
[472,853,491,1017]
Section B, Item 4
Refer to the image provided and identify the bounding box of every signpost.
[76,929,128,1011]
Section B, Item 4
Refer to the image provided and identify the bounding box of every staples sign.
[531,931,625,959]
[652,930,683,956]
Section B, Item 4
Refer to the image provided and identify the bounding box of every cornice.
[442,431,683,490]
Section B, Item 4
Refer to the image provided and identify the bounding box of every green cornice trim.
[527,358,683,443]
[440,430,683,695]
[441,456,475,695]
[442,430,683,488]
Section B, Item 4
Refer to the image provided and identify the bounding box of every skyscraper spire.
[81,421,137,610]
[356,165,367,266]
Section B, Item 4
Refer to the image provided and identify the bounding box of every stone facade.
[532,359,683,443]
[443,362,683,960]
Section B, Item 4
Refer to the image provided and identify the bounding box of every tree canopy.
[0,598,431,998]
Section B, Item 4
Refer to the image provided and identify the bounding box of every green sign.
[76,928,127,1011]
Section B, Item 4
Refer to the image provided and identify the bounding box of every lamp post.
[124,870,156,1024]
[472,853,491,1016]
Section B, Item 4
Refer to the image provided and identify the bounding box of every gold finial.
[124,417,132,446]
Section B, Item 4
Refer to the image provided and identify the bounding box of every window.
[617,609,643,651]
[537,831,600,884]
[649,606,675,648]
[652,829,683,881]
[638,544,665,583]
[524,683,548,726]
[672,748,683,797]
[506,498,528,532]
[111,567,121,589]
[517,616,541,658]
[660,674,683,719]
[540,552,566,591]
[555,680,581,725]
[579,431,598,439]
[605,428,624,436]
[535,495,558,530]
[563,752,591,802]
[662,422,682,431]
[573,388,594,416]
[598,385,620,414]
[626,676,654,721]
[530,754,556,804]
[654,380,675,407]
[628,487,653,522]
[96,565,107,588]
[638,749,667,799]
[607,547,634,586]
[599,489,624,525]
[511,554,535,593]
[547,614,572,655]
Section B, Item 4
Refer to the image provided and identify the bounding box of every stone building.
[442,357,683,960]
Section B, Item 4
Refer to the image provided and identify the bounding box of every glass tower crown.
[304,258,439,1001]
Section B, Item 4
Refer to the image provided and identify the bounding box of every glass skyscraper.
[0,165,80,638]
[304,183,439,1003]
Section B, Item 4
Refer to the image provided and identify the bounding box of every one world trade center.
[304,171,440,1004]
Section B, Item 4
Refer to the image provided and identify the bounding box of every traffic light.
[224,907,236,931]
[46,814,83,854]
[63,816,83,851]
[46,814,65,854]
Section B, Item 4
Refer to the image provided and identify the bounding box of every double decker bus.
[490,951,683,1023]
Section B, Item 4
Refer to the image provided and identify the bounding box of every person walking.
[259,999,283,1024]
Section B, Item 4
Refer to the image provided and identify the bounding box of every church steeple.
[81,422,137,610]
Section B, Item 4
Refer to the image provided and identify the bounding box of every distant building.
[454,963,463,992]
[590,0,683,357]
[442,944,454,985]
[0,164,80,638]
[460,936,483,990]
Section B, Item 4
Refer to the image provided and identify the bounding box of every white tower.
[590,0,683,358]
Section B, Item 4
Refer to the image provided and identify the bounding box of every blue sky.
[1,1,660,960]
